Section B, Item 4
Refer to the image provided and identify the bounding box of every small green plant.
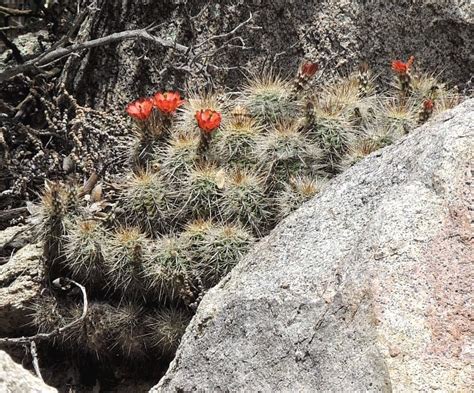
[255,120,322,183]
[145,308,191,357]
[241,72,301,124]
[275,175,327,219]
[143,235,193,302]
[193,223,254,287]
[102,227,149,298]
[119,170,171,235]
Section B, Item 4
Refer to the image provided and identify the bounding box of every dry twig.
[0,10,256,83]
[0,5,33,16]
[0,278,88,379]
[0,27,189,82]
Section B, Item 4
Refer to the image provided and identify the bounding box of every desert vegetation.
[12,56,460,382]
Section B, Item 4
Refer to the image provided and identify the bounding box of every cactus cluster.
[31,58,461,377]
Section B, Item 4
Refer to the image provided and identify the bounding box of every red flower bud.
[301,61,319,77]
[126,97,154,121]
[391,56,415,74]
[423,99,434,111]
[153,91,184,115]
[195,109,222,133]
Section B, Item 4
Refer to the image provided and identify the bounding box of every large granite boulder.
[0,350,57,393]
[153,99,473,391]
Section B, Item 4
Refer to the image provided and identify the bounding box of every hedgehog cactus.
[129,117,168,168]
[102,227,149,298]
[193,223,254,287]
[308,81,366,172]
[176,92,223,132]
[160,131,200,184]
[127,94,183,167]
[222,169,271,235]
[339,138,382,170]
[391,56,415,97]
[213,112,262,168]
[119,170,171,236]
[63,219,105,287]
[181,219,214,244]
[36,182,77,276]
[309,113,350,170]
[30,58,462,378]
[37,182,68,240]
[65,302,120,359]
[380,98,418,135]
[31,295,70,346]
[357,62,374,98]
[143,235,193,302]
[275,176,327,219]
[181,163,226,219]
[255,120,322,183]
[111,303,148,361]
[145,308,191,357]
[241,72,301,124]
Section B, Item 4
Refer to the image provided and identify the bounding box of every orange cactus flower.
[195,109,222,133]
[301,61,319,77]
[391,56,415,74]
[126,97,154,121]
[423,99,434,111]
[153,91,184,115]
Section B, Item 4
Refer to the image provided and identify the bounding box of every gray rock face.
[63,0,472,109]
[0,239,43,336]
[0,350,57,393]
[153,99,473,392]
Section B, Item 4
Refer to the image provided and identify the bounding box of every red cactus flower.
[391,56,415,74]
[301,61,319,77]
[126,97,154,121]
[195,109,222,133]
[153,91,184,115]
[423,99,434,111]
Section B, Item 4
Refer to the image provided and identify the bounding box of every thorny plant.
[14,57,463,384]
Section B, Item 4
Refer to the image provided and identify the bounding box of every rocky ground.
[0,350,57,393]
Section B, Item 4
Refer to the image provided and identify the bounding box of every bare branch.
[0,5,256,91]
[0,27,190,82]
[193,12,254,50]
[0,25,25,32]
[0,31,24,64]
[190,3,210,20]
[0,5,33,16]
[0,278,88,345]
[43,1,97,57]
[30,341,43,381]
